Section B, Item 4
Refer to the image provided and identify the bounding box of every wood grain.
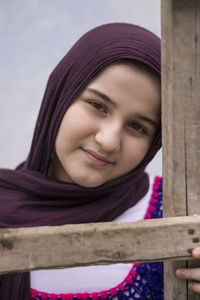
[162,0,200,299]
[0,216,200,274]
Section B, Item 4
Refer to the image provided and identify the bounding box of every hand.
[176,247,200,294]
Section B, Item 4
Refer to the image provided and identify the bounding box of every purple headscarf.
[0,23,161,299]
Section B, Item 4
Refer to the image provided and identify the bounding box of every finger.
[176,268,200,281]
[192,248,200,258]
[188,281,200,294]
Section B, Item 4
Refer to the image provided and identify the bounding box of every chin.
[77,180,104,188]
[71,175,106,188]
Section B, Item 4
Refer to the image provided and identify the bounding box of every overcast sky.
[0,0,161,176]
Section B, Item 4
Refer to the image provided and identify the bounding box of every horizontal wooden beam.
[0,215,200,274]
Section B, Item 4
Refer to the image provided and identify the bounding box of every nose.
[95,123,121,152]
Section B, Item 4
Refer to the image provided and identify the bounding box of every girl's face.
[49,63,161,187]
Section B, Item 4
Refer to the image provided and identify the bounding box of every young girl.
[0,23,200,299]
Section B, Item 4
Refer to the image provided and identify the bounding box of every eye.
[88,101,107,113]
[128,122,146,134]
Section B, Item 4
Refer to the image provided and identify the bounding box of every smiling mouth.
[82,148,114,166]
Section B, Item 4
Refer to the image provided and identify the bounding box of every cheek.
[55,109,97,151]
[122,138,152,169]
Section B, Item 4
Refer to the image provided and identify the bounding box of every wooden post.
[162,0,200,299]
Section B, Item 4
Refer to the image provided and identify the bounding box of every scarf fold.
[0,23,161,299]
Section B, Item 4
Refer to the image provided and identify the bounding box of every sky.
[0,0,161,176]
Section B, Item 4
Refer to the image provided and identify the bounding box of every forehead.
[87,63,161,118]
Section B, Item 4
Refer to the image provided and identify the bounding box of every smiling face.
[49,63,161,187]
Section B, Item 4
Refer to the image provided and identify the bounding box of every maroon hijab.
[0,23,161,299]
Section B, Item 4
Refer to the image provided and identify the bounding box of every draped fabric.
[0,23,161,299]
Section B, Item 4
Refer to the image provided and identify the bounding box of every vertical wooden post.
[162,0,200,299]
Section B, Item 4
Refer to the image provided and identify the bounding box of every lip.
[82,148,114,166]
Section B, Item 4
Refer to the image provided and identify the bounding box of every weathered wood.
[0,216,200,274]
[164,260,187,299]
[162,0,200,299]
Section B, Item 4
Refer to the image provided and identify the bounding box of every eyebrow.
[137,115,159,127]
[85,88,158,128]
[86,88,117,107]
